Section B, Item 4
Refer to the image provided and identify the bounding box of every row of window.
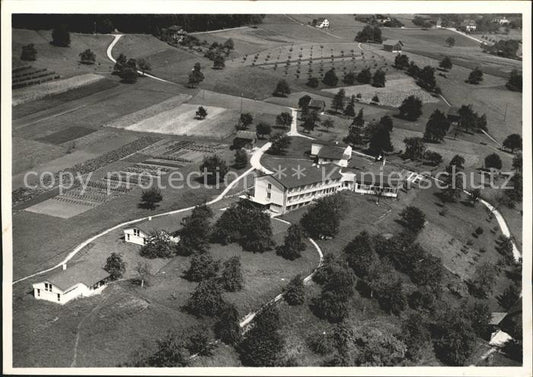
[35,288,61,301]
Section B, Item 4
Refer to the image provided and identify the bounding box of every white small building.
[462,20,477,32]
[124,220,180,246]
[314,18,330,29]
[310,142,352,168]
[33,263,109,304]
[492,17,510,25]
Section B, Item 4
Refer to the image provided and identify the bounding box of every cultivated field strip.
[13,73,106,106]
[103,94,192,129]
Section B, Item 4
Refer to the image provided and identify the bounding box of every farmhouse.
[308,99,326,113]
[312,18,330,29]
[383,40,404,53]
[310,142,352,167]
[461,19,477,32]
[32,263,109,304]
[124,219,180,246]
[492,16,510,25]
[161,25,187,44]
[233,130,257,149]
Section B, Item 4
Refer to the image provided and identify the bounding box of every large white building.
[250,158,403,215]
[33,263,109,304]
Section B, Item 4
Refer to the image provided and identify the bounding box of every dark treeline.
[12,14,265,34]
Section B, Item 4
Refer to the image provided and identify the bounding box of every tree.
[306,77,319,88]
[233,148,248,169]
[135,261,151,288]
[275,112,293,128]
[401,314,431,361]
[424,109,451,142]
[331,89,346,112]
[284,274,305,305]
[343,71,357,84]
[140,231,176,258]
[185,252,220,282]
[113,53,127,75]
[371,69,386,87]
[411,254,443,289]
[372,277,407,315]
[238,112,253,129]
[379,115,393,132]
[439,56,453,70]
[467,67,483,84]
[469,188,481,206]
[357,68,372,84]
[512,152,522,172]
[298,95,312,109]
[79,49,96,64]
[220,256,244,292]
[273,79,291,97]
[353,108,365,127]
[140,187,163,210]
[200,154,229,184]
[399,206,426,233]
[498,283,521,310]
[120,66,138,84]
[213,53,225,69]
[238,305,285,366]
[484,153,502,170]
[268,133,291,155]
[175,204,213,255]
[137,58,151,75]
[104,252,126,280]
[344,231,376,277]
[417,66,437,91]
[394,54,410,69]
[322,119,335,132]
[186,326,216,356]
[449,154,466,170]
[445,36,456,47]
[188,62,205,88]
[300,195,345,239]
[433,310,476,365]
[52,24,70,47]
[403,137,426,160]
[185,279,225,317]
[20,43,37,61]
[211,201,274,252]
[398,95,423,120]
[368,123,393,155]
[468,262,497,298]
[256,122,272,139]
[214,303,242,345]
[311,289,350,323]
[195,106,208,119]
[407,61,420,78]
[355,25,382,43]
[276,224,306,260]
[503,134,522,152]
[506,69,522,92]
[323,68,339,86]
[463,300,491,337]
[302,110,320,133]
[129,331,190,367]
[343,96,356,116]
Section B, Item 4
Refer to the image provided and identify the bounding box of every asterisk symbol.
[291,165,307,180]
[272,165,287,179]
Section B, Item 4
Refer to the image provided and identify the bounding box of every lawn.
[12,29,114,79]
[12,208,319,367]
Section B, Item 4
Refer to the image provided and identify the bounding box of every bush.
[475,226,484,235]
[20,44,37,61]
[307,77,319,88]
[307,333,335,355]
[79,49,96,64]
[184,252,220,282]
[284,275,305,305]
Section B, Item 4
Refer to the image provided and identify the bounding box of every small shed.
[447,106,461,124]
[308,99,326,113]
[313,18,330,29]
[233,130,257,149]
[383,40,404,53]
[124,220,180,246]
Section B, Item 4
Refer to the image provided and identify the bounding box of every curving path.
[287,108,314,139]
[106,34,176,85]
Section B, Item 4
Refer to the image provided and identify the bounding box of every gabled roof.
[489,312,508,326]
[318,145,349,160]
[46,262,109,291]
[308,99,326,109]
[235,130,257,140]
[383,40,404,47]
[267,161,343,189]
[125,216,177,235]
[168,25,184,31]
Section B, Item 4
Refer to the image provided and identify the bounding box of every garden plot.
[24,181,130,219]
[13,73,106,106]
[103,94,191,129]
[322,77,440,108]
[37,126,97,145]
[141,140,229,168]
[123,104,233,138]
